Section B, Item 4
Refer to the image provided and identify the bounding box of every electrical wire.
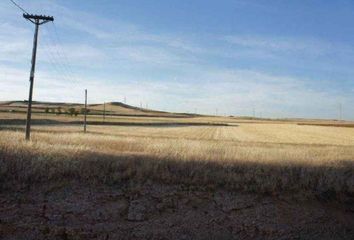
[9,0,29,14]
[41,24,85,99]
[51,22,79,81]
[40,34,73,84]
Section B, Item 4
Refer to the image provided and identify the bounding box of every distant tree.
[74,110,79,117]
[80,108,90,114]
[50,108,55,114]
[68,108,76,116]
[44,107,49,114]
[56,107,62,115]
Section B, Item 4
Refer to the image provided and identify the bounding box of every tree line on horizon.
[44,107,90,116]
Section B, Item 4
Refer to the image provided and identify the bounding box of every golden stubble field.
[1,122,354,195]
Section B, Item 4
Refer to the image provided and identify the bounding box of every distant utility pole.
[339,103,343,121]
[23,13,54,140]
[84,89,87,133]
[103,102,106,122]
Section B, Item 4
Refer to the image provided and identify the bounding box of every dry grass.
[1,123,353,197]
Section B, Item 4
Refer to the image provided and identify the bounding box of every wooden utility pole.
[103,102,106,122]
[339,103,343,121]
[23,14,54,140]
[84,89,87,133]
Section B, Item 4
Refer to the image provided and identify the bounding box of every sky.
[1,0,354,119]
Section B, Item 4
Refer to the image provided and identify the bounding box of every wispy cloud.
[222,35,354,59]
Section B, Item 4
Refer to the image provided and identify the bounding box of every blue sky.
[1,0,354,119]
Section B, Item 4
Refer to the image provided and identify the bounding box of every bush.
[67,108,76,116]
[56,107,62,115]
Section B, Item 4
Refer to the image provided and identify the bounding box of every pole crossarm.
[23,14,54,24]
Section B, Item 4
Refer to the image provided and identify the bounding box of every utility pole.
[339,103,343,121]
[84,89,87,133]
[23,14,54,140]
[103,102,106,122]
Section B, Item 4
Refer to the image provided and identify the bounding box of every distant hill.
[0,100,197,118]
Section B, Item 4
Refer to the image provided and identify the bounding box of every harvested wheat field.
[1,118,354,239]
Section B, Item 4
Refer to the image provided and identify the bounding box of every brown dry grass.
[1,123,353,197]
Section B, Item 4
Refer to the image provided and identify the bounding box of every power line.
[40,37,73,85]
[51,23,80,82]
[42,33,71,81]
[48,23,83,89]
[39,25,89,108]
[41,24,83,96]
[9,0,29,14]
[41,34,73,82]
[43,27,73,77]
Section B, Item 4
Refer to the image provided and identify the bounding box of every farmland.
[1,101,354,239]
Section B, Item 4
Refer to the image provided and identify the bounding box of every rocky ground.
[0,181,353,240]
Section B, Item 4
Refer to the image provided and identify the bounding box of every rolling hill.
[0,100,195,118]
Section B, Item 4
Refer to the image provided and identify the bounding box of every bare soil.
[1,182,353,240]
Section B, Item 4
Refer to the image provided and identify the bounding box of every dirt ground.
[1,182,353,240]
